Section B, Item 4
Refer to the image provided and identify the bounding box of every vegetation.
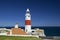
[0,36,41,40]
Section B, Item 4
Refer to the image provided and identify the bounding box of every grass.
[0,36,41,40]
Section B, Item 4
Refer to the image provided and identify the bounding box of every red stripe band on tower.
[25,20,31,25]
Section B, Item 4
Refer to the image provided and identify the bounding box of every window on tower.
[28,16,30,17]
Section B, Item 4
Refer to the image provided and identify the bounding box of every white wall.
[0,33,7,35]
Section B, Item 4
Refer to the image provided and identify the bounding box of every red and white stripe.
[25,9,31,33]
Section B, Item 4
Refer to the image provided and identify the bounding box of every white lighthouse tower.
[25,8,31,34]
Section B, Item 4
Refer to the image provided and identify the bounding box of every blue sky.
[0,0,60,26]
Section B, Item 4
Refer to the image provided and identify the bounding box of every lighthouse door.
[26,29,27,32]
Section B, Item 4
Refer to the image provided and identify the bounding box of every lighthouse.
[25,8,31,34]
